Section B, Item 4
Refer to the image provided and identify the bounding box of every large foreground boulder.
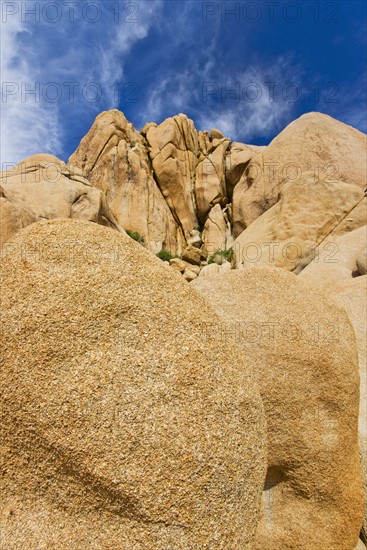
[300,227,367,544]
[192,267,363,550]
[0,219,266,549]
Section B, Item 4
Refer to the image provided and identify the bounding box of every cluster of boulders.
[0,109,366,549]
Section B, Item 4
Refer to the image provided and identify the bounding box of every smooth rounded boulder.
[232,112,367,236]
[0,219,266,549]
[300,227,367,544]
[0,154,119,248]
[192,267,364,550]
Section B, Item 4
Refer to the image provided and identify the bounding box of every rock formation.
[68,110,183,255]
[0,219,266,549]
[232,112,367,237]
[0,154,118,248]
[1,108,366,549]
[192,267,364,550]
[300,226,367,544]
[145,114,199,240]
[233,171,366,272]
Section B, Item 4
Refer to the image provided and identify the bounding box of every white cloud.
[140,53,301,143]
[0,0,162,167]
[0,13,62,167]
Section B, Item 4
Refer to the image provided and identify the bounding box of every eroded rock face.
[233,171,366,273]
[232,112,367,236]
[195,139,230,223]
[192,267,363,550]
[69,110,183,255]
[146,114,199,239]
[225,142,265,198]
[0,198,36,248]
[202,204,229,255]
[300,226,367,543]
[0,154,116,247]
[357,248,367,276]
[0,219,266,550]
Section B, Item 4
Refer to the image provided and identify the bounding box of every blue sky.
[1,0,366,166]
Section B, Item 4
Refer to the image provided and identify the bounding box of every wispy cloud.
[139,52,301,143]
[0,0,162,166]
[0,13,62,166]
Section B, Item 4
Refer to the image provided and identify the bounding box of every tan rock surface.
[0,154,117,247]
[0,197,36,248]
[198,263,221,277]
[69,110,183,256]
[0,219,266,550]
[300,227,367,542]
[202,204,228,256]
[146,114,199,238]
[192,267,363,550]
[225,142,265,198]
[183,268,198,282]
[209,128,224,140]
[182,244,205,265]
[168,257,192,273]
[299,225,367,291]
[233,172,365,273]
[232,112,367,236]
[195,139,230,222]
[357,248,367,275]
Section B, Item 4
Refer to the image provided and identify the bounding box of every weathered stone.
[0,154,117,248]
[209,128,224,140]
[357,248,367,275]
[233,112,367,236]
[0,197,36,248]
[139,121,157,137]
[186,229,202,249]
[198,130,212,156]
[202,204,228,256]
[182,244,202,265]
[69,110,183,256]
[193,267,363,550]
[199,263,220,277]
[219,261,232,273]
[187,265,201,276]
[183,268,198,282]
[0,219,267,549]
[233,172,365,273]
[225,142,265,198]
[300,226,367,542]
[169,258,192,273]
[195,140,230,223]
[146,114,199,238]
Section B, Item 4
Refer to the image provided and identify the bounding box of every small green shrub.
[208,248,234,264]
[125,229,144,245]
[156,249,175,262]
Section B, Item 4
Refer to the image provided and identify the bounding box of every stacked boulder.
[0,219,266,549]
[1,109,366,548]
[193,267,364,549]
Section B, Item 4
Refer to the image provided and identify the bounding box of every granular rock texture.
[0,219,266,549]
[300,226,367,544]
[192,267,363,550]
